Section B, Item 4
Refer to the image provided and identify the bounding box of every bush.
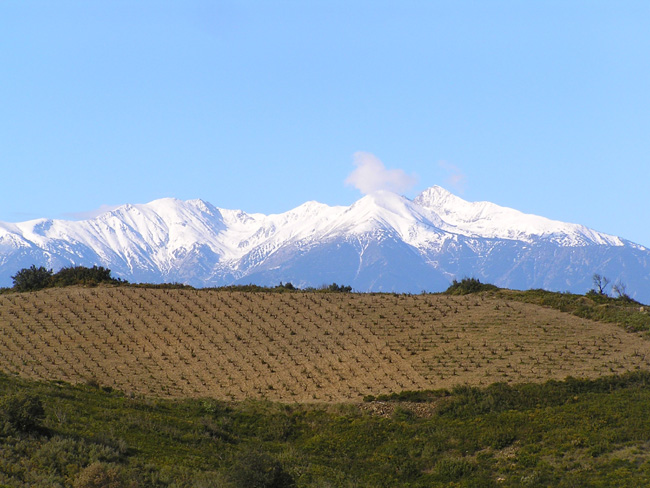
[434,458,476,481]
[0,391,45,432]
[275,282,296,291]
[444,278,498,295]
[325,283,352,293]
[10,264,124,292]
[30,435,127,479]
[52,265,121,287]
[229,448,295,488]
[73,462,129,488]
[11,265,53,292]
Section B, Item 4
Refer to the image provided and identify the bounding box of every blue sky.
[2,1,649,246]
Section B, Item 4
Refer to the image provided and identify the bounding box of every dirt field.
[1,287,649,402]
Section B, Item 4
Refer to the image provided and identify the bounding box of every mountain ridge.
[1,186,648,301]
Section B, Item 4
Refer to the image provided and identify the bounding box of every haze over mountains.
[1,186,648,302]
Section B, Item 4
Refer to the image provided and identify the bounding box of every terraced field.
[1,286,649,402]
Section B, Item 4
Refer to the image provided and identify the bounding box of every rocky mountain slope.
[1,186,648,301]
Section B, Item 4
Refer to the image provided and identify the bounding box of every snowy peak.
[0,189,629,259]
[414,185,458,208]
[329,191,445,243]
[84,198,227,256]
[414,186,623,246]
[0,186,647,301]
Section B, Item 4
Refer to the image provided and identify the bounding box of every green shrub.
[30,436,126,478]
[11,265,53,292]
[0,391,45,432]
[229,447,295,488]
[73,462,129,488]
[52,265,122,287]
[444,278,498,295]
[391,406,415,422]
[10,264,125,292]
[482,427,517,450]
[275,282,296,291]
[324,283,352,293]
[434,458,475,481]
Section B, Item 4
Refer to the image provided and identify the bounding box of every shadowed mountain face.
[1,187,648,302]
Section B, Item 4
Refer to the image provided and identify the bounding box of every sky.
[1,1,649,246]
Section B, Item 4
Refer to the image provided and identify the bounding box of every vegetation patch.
[501,288,650,332]
[2,372,650,486]
[444,277,499,295]
[9,265,124,292]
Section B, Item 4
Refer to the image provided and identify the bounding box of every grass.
[499,288,650,332]
[2,371,650,486]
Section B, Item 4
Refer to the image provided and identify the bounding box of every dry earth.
[1,287,649,402]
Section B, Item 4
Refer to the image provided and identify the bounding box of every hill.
[1,285,649,402]
[3,357,650,486]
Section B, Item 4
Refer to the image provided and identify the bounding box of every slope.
[1,286,649,402]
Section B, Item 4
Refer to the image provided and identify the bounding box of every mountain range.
[1,186,648,302]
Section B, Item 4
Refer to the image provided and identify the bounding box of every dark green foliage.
[444,278,498,295]
[11,265,53,291]
[10,264,124,292]
[324,283,352,293]
[2,371,650,486]
[229,447,295,488]
[437,371,650,417]
[276,282,296,291]
[51,265,122,287]
[0,391,45,432]
[434,458,476,482]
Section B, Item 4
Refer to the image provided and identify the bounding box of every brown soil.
[0,287,648,402]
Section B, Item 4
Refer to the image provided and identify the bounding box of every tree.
[275,282,296,291]
[591,274,611,296]
[326,283,352,293]
[11,265,53,292]
[612,280,631,301]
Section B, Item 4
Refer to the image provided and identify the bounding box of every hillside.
[1,286,649,402]
[4,370,650,487]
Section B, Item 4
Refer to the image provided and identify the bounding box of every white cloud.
[345,152,417,195]
[64,204,122,221]
[438,160,467,193]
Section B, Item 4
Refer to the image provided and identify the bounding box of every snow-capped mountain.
[1,186,648,302]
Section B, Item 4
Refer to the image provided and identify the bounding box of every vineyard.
[1,286,649,402]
